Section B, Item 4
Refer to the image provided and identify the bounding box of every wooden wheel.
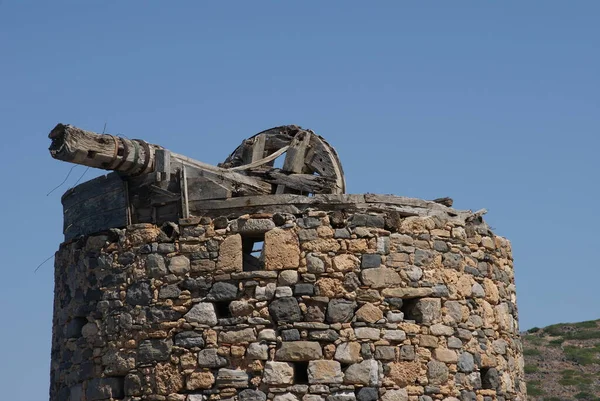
[219,125,345,195]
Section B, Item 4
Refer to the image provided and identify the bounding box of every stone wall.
[50,200,526,401]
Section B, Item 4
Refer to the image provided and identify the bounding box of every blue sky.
[1,2,599,400]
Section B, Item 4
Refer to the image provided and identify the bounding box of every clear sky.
[1,2,599,400]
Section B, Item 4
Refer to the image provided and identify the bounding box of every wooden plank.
[155,148,171,182]
[171,152,271,195]
[276,132,311,194]
[186,176,231,201]
[64,207,128,241]
[229,145,289,171]
[61,173,124,210]
[181,166,190,219]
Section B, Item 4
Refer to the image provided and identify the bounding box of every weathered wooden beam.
[49,123,157,175]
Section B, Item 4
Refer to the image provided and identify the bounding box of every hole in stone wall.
[242,236,264,271]
[481,367,495,389]
[400,299,420,323]
[293,362,309,384]
[214,301,232,319]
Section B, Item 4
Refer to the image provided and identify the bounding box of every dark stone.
[159,284,181,299]
[385,298,404,309]
[309,329,339,342]
[138,339,172,364]
[361,254,381,269]
[334,228,351,239]
[482,368,499,390]
[433,240,449,252]
[148,307,182,324]
[356,387,378,401]
[458,352,475,372]
[298,229,318,241]
[465,266,481,276]
[66,317,87,338]
[343,272,361,291]
[298,217,321,228]
[219,317,246,326]
[305,303,326,322]
[273,213,287,226]
[124,372,143,396]
[329,211,346,228]
[414,249,435,266]
[294,283,314,296]
[126,281,152,306]
[443,253,462,269]
[432,285,450,297]
[197,348,228,368]
[102,273,126,286]
[174,331,205,348]
[181,277,211,292]
[118,252,136,265]
[56,386,70,401]
[461,391,476,401]
[239,389,267,401]
[85,378,124,401]
[361,343,372,359]
[269,297,302,323]
[206,282,238,301]
[213,216,229,229]
[281,329,301,341]
[326,299,357,323]
[400,345,416,360]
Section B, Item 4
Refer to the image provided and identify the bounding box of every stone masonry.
[50,200,526,401]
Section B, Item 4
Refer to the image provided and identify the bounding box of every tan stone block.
[186,371,215,390]
[356,303,383,323]
[362,267,402,288]
[386,252,410,267]
[332,254,360,272]
[483,278,500,304]
[307,360,343,384]
[155,362,184,395]
[275,341,323,361]
[433,348,458,363]
[419,335,439,348]
[317,226,334,238]
[335,341,362,364]
[315,277,344,298]
[262,228,300,270]
[346,239,368,253]
[216,234,243,273]
[385,361,420,387]
[301,238,341,253]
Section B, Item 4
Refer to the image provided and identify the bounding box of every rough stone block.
[265,228,300,270]
[263,361,294,385]
[361,267,401,288]
[275,341,323,361]
[308,360,343,384]
[216,234,243,273]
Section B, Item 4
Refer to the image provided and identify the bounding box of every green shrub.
[548,338,564,347]
[528,327,541,333]
[527,380,544,396]
[524,364,539,374]
[523,348,541,356]
[564,345,600,365]
[573,320,599,329]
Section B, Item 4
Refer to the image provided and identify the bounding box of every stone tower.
[49,124,527,401]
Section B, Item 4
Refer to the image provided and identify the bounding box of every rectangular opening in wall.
[481,367,495,389]
[293,362,309,384]
[242,235,264,272]
[214,301,232,319]
[400,299,421,323]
